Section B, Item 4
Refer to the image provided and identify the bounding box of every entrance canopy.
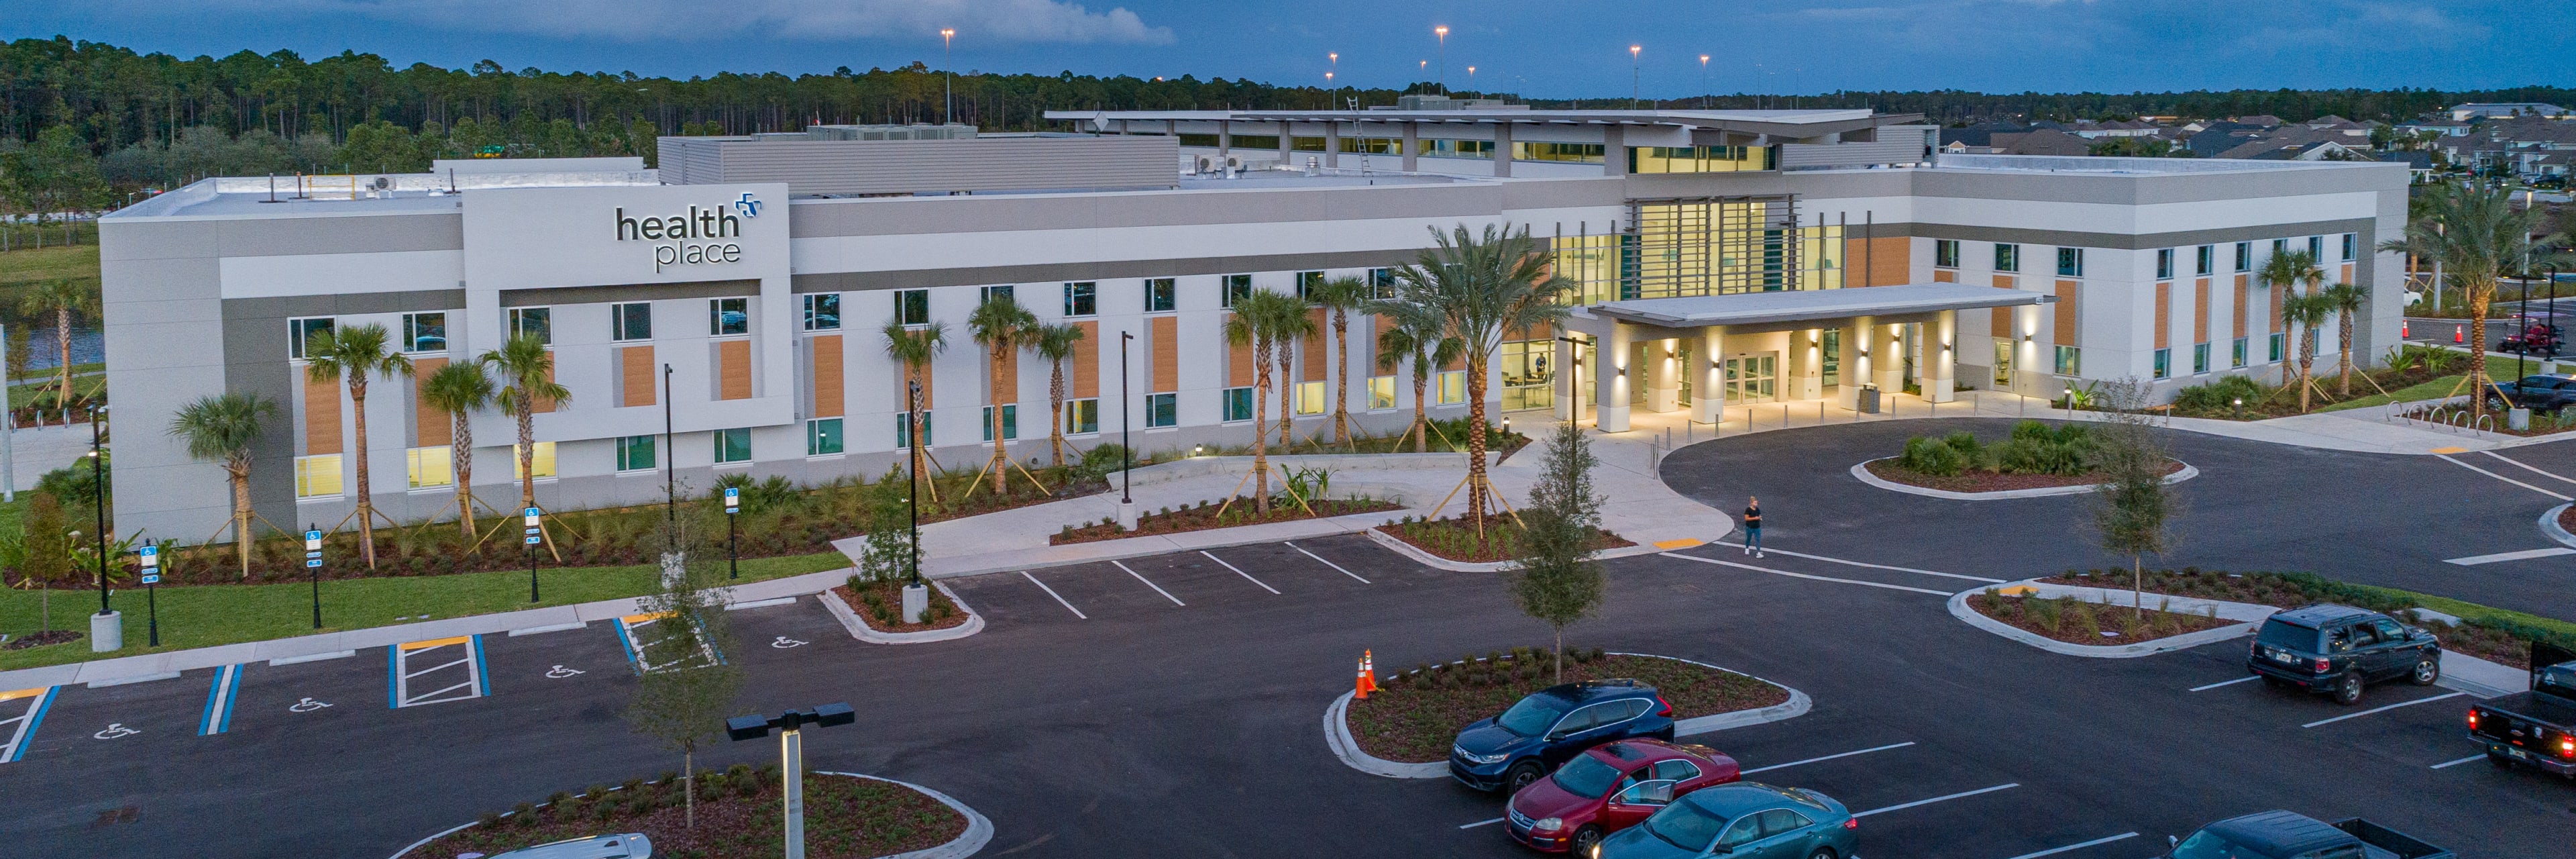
[1589,283,2050,331]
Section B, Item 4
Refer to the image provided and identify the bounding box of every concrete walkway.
[1693,387,2510,455]
[1,422,95,493]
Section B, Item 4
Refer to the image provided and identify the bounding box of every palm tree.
[479,334,567,520]
[1373,300,1464,453]
[1309,276,1374,445]
[1389,223,1572,529]
[419,362,496,542]
[2256,248,2324,388]
[2380,182,2548,425]
[304,323,412,568]
[18,279,93,410]
[881,320,949,487]
[1224,291,1291,513]
[966,297,1038,495]
[166,391,277,578]
[1270,293,1316,448]
[2282,293,2339,413]
[1030,323,1085,468]
[2318,283,2368,397]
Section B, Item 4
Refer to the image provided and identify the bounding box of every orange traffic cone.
[1354,656,1372,700]
[2401,319,2410,339]
[2456,325,2466,344]
[1362,650,1379,693]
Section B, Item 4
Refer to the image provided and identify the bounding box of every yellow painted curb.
[0,687,47,702]
[1994,585,2039,597]
[398,636,471,651]
[2430,446,2467,454]
[1652,538,1706,550]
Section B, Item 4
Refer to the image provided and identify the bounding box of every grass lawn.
[0,549,850,671]
[0,244,100,289]
[7,372,105,409]
[2318,374,2468,412]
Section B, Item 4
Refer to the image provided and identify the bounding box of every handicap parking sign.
[140,573,159,585]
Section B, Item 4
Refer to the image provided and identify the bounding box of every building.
[2451,103,2569,121]
[99,107,2409,542]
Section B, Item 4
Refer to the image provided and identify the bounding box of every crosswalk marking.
[2445,547,2576,566]
[2438,454,2573,501]
[1663,552,1952,596]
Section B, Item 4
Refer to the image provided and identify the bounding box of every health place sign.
[462,183,790,290]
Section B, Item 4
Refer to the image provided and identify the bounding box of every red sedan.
[1502,739,1741,854]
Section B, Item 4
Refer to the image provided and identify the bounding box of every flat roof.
[1051,107,1918,138]
[1591,283,2049,328]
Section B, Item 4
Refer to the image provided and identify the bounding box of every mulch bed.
[1966,590,2238,646]
[423,767,964,859]
[832,577,971,634]
[1374,516,1634,564]
[1345,650,1789,764]
[2039,568,2538,668]
[1864,458,2183,494]
[1049,498,1401,545]
[1,629,82,650]
[2561,505,2576,541]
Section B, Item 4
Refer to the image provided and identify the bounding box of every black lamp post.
[724,703,856,859]
[1556,336,1587,426]
[87,405,109,617]
[662,363,676,554]
[1119,332,1133,516]
[907,380,922,586]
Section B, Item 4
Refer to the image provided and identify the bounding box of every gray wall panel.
[213,212,464,257]
[792,249,1426,293]
[790,179,1509,238]
[500,279,760,307]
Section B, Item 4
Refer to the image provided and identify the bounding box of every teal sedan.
[1590,782,1857,859]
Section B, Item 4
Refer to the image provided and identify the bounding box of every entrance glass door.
[1723,354,1779,403]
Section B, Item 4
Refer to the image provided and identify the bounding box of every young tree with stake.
[1511,420,1607,683]
[624,520,740,829]
[2088,380,2177,618]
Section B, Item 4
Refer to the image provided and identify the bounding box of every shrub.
[1941,430,1982,459]
[2171,374,2268,415]
[1898,436,1968,476]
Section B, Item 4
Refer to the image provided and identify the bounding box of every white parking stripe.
[1200,551,1280,595]
[2189,676,2261,692]
[1739,741,1917,774]
[2438,454,2574,501]
[1287,542,1372,584]
[1019,571,1087,619]
[2002,832,2139,859]
[1851,782,2019,817]
[1458,817,1505,829]
[1113,560,1187,606]
[1711,544,2006,583]
[2481,450,2576,487]
[2301,691,2467,728]
[2445,547,2576,565]
[2430,754,2488,769]
[1662,552,1951,596]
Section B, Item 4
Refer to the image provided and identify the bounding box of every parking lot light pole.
[1118,332,1134,530]
[725,703,855,859]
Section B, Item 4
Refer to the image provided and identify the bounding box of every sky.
[8,0,2575,99]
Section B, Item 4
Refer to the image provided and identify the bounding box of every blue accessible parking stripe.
[199,664,244,736]
[0,687,60,763]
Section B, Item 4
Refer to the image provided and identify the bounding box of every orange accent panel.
[1150,317,1177,393]
[2053,279,2079,345]
[1229,336,1254,387]
[2234,279,2249,340]
[1075,321,1100,399]
[2340,262,2353,285]
[1935,269,1957,283]
[413,357,450,448]
[2194,279,2211,343]
[898,363,934,409]
[1303,308,1328,378]
[2153,282,2171,350]
[1862,237,1909,287]
[2268,277,2284,332]
[1992,274,2017,291]
[621,346,655,408]
[304,374,342,455]
[810,336,843,417]
[1990,307,2010,336]
[991,344,1018,405]
[718,340,752,401]
[533,363,557,414]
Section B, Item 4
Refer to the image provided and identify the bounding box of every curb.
[1851,457,2198,501]
[388,771,991,859]
[2542,503,2576,550]
[1947,579,2270,658]
[1322,654,1814,780]
[892,507,1421,580]
[1361,527,1670,573]
[819,580,987,645]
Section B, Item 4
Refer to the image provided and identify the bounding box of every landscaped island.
[1343,648,1788,764]
[1867,420,2181,493]
[1375,515,1634,564]
[418,766,967,859]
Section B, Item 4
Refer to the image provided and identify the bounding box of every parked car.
[2487,374,2576,413]
[486,833,652,858]
[2247,604,2443,705]
[2467,641,2576,775]
[1592,782,1856,859]
[1450,679,1677,793]
[1504,739,1741,854]
[2163,811,2450,859]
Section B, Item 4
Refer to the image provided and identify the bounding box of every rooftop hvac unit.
[1195,155,1216,174]
[1225,155,1243,170]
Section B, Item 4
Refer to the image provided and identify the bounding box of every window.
[611,302,653,342]
[1144,279,1176,313]
[895,413,933,448]
[1295,271,1324,298]
[406,446,453,489]
[2193,342,2211,374]
[508,307,551,345]
[2153,348,2171,379]
[709,297,749,336]
[1144,393,1177,427]
[2272,238,2289,258]
[1756,809,1815,840]
[2233,337,2248,368]
[712,428,752,464]
[1512,142,1607,162]
[1220,274,1253,308]
[1064,398,1099,434]
[2056,247,2084,277]
[1437,370,1466,405]
[1368,268,1398,299]
[1652,759,1703,783]
[2307,236,2322,260]
[2156,248,2174,281]
[981,405,1019,442]
[1992,340,2014,387]
[1223,387,1254,421]
[894,289,930,326]
[807,418,844,456]
[2341,233,2357,261]
[1993,244,2020,272]
[2269,332,2285,362]
[1500,339,1554,411]
[1717,817,1766,850]
[402,312,446,353]
[1934,239,1960,268]
[802,294,841,331]
[615,435,656,472]
[2235,242,2252,272]
[294,454,343,498]
[288,317,334,359]
[1062,282,1096,317]
[2053,346,2081,376]
[1368,375,1397,409]
[513,442,558,480]
[979,285,1015,306]
[1295,381,1327,415]
[1420,139,1493,159]
[2196,245,2214,276]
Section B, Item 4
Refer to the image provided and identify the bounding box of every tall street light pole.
[1630,46,1644,109]
[88,403,116,651]
[906,381,922,586]
[1434,26,1448,93]
[1700,55,1711,109]
[725,704,855,859]
[941,29,957,125]
[661,363,676,554]
[1117,332,1135,530]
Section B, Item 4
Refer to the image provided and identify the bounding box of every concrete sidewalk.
[1690,387,2510,455]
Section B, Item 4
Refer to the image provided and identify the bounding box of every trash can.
[2512,407,2532,432]
[1858,385,1882,414]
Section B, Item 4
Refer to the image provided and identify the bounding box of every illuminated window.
[1628,146,1770,173]
[1994,244,2020,273]
[2153,348,2170,379]
[1368,376,1397,410]
[1295,381,1328,415]
[294,454,343,498]
[1437,370,1466,405]
[1064,399,1099,435]
[406,446,453,489]
[1500,340,1554,411]
[2053,346,2081,376]
[1420,139,1492,160]
[1511,142,1605,163]
[513,442,558,479]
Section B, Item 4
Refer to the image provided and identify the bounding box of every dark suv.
[2247,604,2443,705]
[1450,679,1677,793]
[2489,374,2576,413]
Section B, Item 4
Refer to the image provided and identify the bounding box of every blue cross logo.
[735,192,762,218]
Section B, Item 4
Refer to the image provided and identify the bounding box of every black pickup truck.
[2164,811,2452,859]
[2467,641,2576,775]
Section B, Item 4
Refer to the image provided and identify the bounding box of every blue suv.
[1451,679,1676,793]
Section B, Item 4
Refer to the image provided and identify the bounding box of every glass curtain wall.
[1630,146,1774,173]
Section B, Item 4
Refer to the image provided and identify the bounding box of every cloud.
[184,0,1175,45]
